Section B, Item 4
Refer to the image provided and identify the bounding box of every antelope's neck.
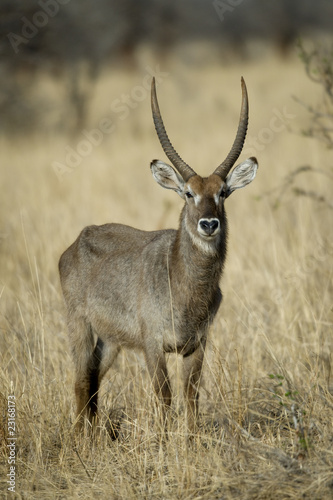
[169,216,228,294]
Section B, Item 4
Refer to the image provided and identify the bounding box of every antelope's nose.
[198,218,220,236]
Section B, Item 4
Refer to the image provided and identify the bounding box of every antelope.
[59,77,258,435]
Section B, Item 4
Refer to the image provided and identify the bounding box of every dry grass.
[1,47,333,499]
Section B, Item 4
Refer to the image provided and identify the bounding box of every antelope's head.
[150,77,258,252]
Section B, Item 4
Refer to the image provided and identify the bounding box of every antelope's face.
[150,76,258,251]
[151,158,257,251]
[183,174,226,241]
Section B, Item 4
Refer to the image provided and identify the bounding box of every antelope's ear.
[150,160,185,198]
[225,157,258,198]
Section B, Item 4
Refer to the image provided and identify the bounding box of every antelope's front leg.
[183,341,206,434]
[144,348,172,428]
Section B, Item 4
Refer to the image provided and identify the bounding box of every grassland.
[1,47,333,499]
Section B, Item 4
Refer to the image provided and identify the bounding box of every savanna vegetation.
[1,40,333,498]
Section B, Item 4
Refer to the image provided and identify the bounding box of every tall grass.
[1,51,333,499]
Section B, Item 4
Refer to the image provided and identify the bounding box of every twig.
[292,187,333,210]
[73,447,92,480]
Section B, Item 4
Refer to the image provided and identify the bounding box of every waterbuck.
[59,77,258,435]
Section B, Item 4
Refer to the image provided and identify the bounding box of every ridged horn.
[214,77,249,179]
[151,77,196,182]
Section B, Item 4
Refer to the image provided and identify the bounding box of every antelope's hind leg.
[67,317,105,431]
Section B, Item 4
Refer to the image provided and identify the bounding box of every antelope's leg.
[183,341,206,434]
[145,348,172,426]
[67,317,95,429]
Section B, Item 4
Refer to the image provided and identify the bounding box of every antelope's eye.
[220,188,226,199]
[185,192,193,199]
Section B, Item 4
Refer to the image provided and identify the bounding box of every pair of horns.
[151,77,249,182]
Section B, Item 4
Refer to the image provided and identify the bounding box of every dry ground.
[1,46,333,499]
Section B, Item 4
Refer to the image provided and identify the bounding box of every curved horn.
[151,77,196,182]
[214,77,249,179]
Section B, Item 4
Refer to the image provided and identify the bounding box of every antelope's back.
[58,222,175,315]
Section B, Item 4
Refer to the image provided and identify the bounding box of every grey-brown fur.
[59,78,258,434]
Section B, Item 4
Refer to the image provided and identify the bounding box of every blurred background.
[0,0,332,135]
